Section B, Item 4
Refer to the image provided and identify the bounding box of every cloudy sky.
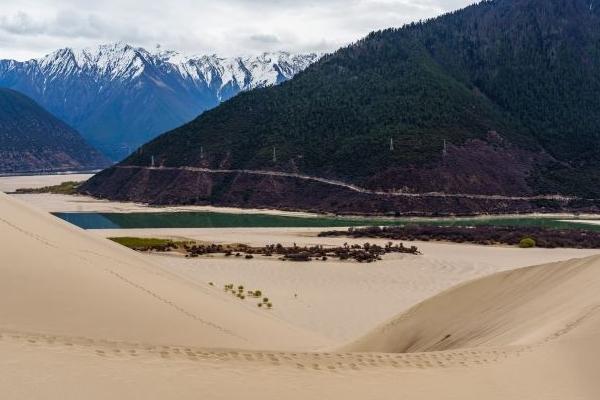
[0,0,473,60]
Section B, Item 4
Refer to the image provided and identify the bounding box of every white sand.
[0,173,94,192]
[8,191,326,215]
[561,219,600,225]
[345,254,600,353]
[3,182,600,398]
[0,192,326,351]
[94,227,600,342]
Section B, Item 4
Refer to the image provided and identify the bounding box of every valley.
[2,0,600,399]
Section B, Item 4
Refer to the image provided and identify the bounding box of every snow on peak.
[16,43,319,93]
[174,51,320,96]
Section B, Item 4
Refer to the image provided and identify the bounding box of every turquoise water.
[53,211,600,231]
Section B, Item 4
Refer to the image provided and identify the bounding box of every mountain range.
[83,0,600,215]
[0,88,109,174]
[0,43,319,159]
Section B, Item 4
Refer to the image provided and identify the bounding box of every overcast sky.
[0,0,473,61]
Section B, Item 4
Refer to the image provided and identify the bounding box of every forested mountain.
[0,43,318,160]
[82,0,600,215]
[0,88,109,174]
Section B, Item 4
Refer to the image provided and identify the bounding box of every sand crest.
[344,254,600,353]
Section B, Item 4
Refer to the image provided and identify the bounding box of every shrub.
[519,237,536,248]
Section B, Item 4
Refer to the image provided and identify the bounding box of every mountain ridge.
[81,0,600,215]
[0,88,110,173]
[0,43,319,159]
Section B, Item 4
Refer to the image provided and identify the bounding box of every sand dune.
[344,255,600,353]
[103,228,599,342]
[2,191,600,398]
[0,192,326,351]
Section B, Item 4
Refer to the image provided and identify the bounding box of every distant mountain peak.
[0,43,320,160]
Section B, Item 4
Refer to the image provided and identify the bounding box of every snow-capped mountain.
[0,42,319,160]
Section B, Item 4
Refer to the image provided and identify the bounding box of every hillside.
[0,43,318,160]
[0,88,109,173]
[82,0,600,215]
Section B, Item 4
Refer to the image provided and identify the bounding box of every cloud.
[0,0,475,60]
[249,34,281,44]
[0,12,45,35]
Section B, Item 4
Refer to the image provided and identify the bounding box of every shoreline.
[9,192,600,220]
[0,169,103,177]
[2,173,600,219]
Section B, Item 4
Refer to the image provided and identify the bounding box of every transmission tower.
[390,138,394,151]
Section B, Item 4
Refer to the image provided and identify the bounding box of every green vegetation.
[15,181,82,195]
[108,237,181,250]
[222,283,274,309]
[91,0,600,202]
[519,238,536,249]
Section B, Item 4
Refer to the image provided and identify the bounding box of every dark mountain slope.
[82,0,600,215]
[0,88,110,173]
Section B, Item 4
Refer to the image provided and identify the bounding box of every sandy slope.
[0,192,326,351]
[344,254,600,353]
[2,192,600,398]
[94,227,600,342]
